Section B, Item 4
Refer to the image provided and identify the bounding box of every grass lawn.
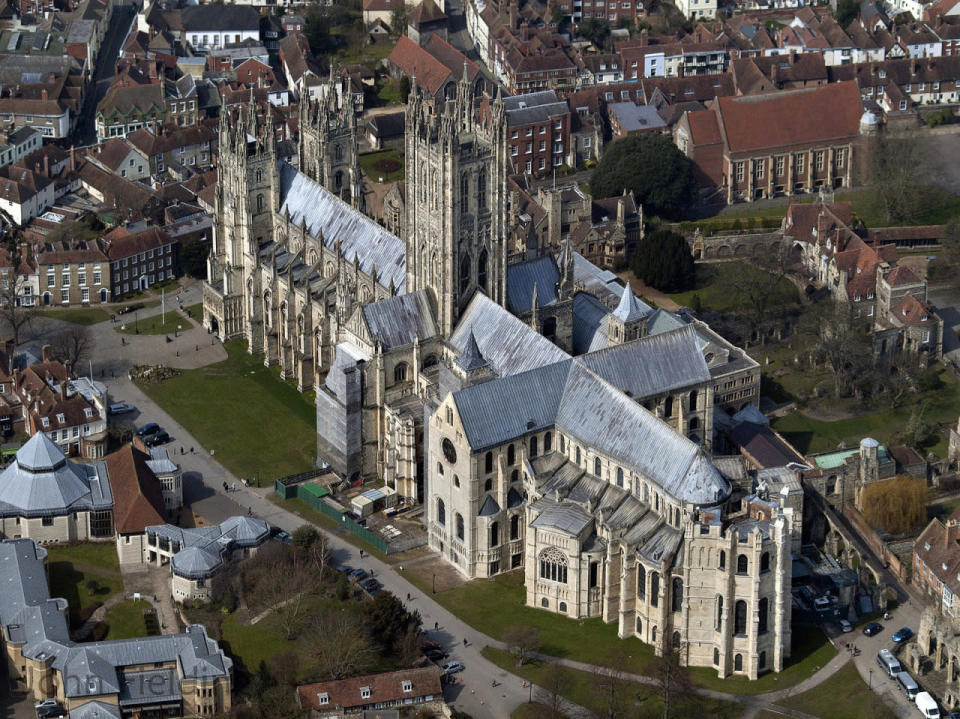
[771,366,960,457]
[336,38,395,65]
[267,495,392,563]
[375,78,405,106]
[402,571,658,673]
[483,648,741,719]
[359,149,405,183]
[183,303,203,321]
[117,311,194,335]
[102,599,153,640]
[777,661,896,719]
[687,626,837,696]
[667,262,799,313]
[41,307,112,325]
[930,496,960,521]
[135,340,316,481]
[46,543,124,628]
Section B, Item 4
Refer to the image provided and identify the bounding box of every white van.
[896,671,919,700]
[877,648,903,678]
[916,691,940,719]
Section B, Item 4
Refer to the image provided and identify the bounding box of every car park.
[108,403,134,415]
[441,661,464,675]
[893,627,914,643]
[863,622,883,637]
[136,423,160,437]
[877,648,903,678]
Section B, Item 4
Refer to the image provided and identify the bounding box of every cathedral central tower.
[404,76,509,335]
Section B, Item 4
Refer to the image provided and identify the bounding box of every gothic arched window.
[477,250,488,293]
[538,547,568,584]
[507,444,515,465]
[758,597,768,634]
[616,467,624,487]
[594,457,602,476]
[510,514,520,540]
[735,654,743,672]
[715,595,723,631]
[256,194,264,213]
[394,363,408,383]
[664,395,674,418]
[689,389,698,410]
[734,600,747,635]
[637,565,646,600]
[737,554,748,575]
[672,577,683,612]
[544,431,552,452]
[335,144,342,162]
[650,572,660,607]
[485,452,493,473]
[490,522,499,546]
[529,436,538,458]
[460,253,471,296]
[478,169,487,210]
[437,498,446,526]
[760,552,770,573]
[456,513,464,541]
[460,174,469,211]
[335,170,343,190]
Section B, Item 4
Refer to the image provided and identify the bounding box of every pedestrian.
[359,549,364,558]
[463,638,467,647]
[434,621,439,631]
[399,565,403,571]
[190,447,194,454]
[181,447,184,455]
[407,593,411,600]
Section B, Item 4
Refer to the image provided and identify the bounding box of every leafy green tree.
[630,230,694,293]
[390,3,408,35]
[589,134,697,219]
[292,525,320,552]
[579,18,611,48]
[368,591,421,655]
[835,0,858,27]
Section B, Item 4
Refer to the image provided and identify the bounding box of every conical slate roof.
[455,330,489,372]
[0,433,94,512]
[219,515,270,545]
[612,284,651,323]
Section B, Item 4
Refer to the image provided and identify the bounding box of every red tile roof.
[297,667,443,711]
[107,444,167,534]
[886,265,921,286]
[715,81,862,154]
[893,294,933,325]
[388,35,453,95]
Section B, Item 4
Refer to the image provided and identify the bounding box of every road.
[73,4,137,146]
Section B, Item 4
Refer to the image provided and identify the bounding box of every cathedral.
[203,75,795,679]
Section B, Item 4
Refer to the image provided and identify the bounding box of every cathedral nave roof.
[278,162,406,292]
[362,290,438,350]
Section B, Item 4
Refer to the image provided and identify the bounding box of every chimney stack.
[41,344,51,363]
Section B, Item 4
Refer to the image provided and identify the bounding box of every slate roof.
[0,434,112,518]
[361,290,437,349]
[0,538,231,706]
[506,255,560,314]
[181,5,260,32]
[503,90,569,127]
[571,292,613,354]
[456,330,489,372]
[279,162,406,292]
[612,283,651,323]
[145,516,270,579]
[453,354,728,505]
[449,293,570,378]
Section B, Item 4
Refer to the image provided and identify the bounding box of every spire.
[613,282,650,323]
[455,330,488,372]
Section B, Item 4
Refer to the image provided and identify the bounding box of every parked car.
[420,640,442,652]
[335,565,353,574]
[272,531,292,545]
[863,622,883,637]
[441,661,465,675]
[839,619,852,633]
[893,627,914,643]
[35,700,64,719]
[813,596,831,609]
[108,402,134,415]
[424,649,446,662]
[117,303,144,315]
[136,423,160,437]
[350,568,369,582]
[360,579,382,593]
[144,430,170,447]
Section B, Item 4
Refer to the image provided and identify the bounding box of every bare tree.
[870,133,928,225]
[535,662,572,719]
[504,625,541,667]
[50,324,93,368]
[730,245,796,345]
[647,646,694,719]
[311,608,377,680]
[798,301,873,399]
[0,275,36,356]
[247,545,316,640]
[592,649,632,719]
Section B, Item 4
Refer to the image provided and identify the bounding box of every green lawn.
[402,571,657,673]
[483,648,741,719]
[117,311,194,335]
[183,303,203,321]
[102,599,153,640]
[686,627,837,696]
[667,262,799,313]
[41,307,112,325]
[359,149,405,183]
[336,38,396,65]
[772,366,960,457]
[776,661,896,719]
[45,543,124,628]
[135,340,316,481]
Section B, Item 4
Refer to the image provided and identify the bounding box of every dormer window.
[317,693,329,706]
[925,542,931,551]
[41,417,50,428]
[903,307,908,317]
[84,407,93,419]
[360,686,371,699]
[867,292,875,300]
[879,69,886,78]
[854,294,861,302]
[921,314,928,321]
[56,413,65,424]
[856,267,862,274]
[402,680,413,693]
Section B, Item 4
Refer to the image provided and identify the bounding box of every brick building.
[503,90,571,173]
[36,240,110,306]
[103,224,178,296]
